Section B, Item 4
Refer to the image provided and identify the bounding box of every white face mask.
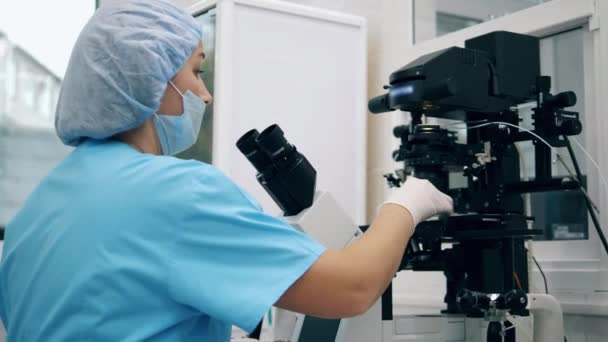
[153,81,207,156]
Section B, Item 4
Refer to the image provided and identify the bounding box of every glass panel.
[436,13,481,37]
[177,8,216,164]
[415,0,551,44]
[0,2,94,227]
[516,29,586,178]
[528,29,588,241]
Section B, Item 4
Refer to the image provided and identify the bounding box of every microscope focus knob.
[393,125,409,138]
[457,289,490,312]
[504,289,528,312]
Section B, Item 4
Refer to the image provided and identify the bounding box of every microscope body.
[236,124,383,342]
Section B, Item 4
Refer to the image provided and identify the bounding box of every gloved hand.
[383,176,454,226]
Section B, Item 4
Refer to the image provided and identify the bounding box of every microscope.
[369,30,581,341]
[236,124,380,342]
[239,31,582,341]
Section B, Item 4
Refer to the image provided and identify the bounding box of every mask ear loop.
[169,81,184,97]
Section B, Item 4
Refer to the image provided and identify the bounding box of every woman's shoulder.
[145,156,241,195]
[149,156,226,182]
[159,158,262,210]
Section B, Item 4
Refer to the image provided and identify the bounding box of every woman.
[0,0,452,341]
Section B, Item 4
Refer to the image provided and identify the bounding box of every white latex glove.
[383,176,454,226]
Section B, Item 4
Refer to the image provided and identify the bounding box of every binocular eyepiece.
[237,124,297,172]
[236,124,317,216]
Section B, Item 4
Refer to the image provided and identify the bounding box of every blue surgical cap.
[55,0,203,146]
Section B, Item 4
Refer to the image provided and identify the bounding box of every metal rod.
[504,178,580,193]
[564,137,608,255]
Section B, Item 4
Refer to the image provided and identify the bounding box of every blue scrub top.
[0,139,325,341]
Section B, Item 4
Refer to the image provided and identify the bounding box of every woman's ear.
[157,82,183,115]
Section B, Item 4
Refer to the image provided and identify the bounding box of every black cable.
[532,255,548,294]
[564,137,608,255]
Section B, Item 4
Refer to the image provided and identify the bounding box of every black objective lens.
[236,129,272,173]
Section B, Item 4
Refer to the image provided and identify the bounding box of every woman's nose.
[202,92,213,105]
